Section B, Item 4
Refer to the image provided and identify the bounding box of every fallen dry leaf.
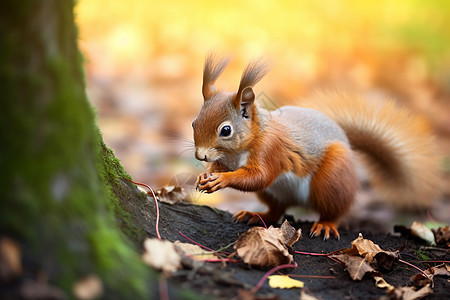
[333,254,376,281]
[384,284,433,300]
[410,263,450,288]
[333,233,398,280]
[234,220,301,267]
[344,233,397,264]
[268,275,304,289]
[279,219,303,247]
[411,222,436,245]
[73,274,103,300]
[142,238,182,273]
[433,226,450,248]
[156,185,186,204]
[0,237,22,282]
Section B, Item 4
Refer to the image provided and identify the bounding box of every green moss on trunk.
[0,1,151,298]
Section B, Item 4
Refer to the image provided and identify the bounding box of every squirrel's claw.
[310,221,340,241]
[196,173,224,193]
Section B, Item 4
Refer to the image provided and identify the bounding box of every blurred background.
[75,0,450,228]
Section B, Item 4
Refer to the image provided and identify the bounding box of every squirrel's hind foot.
[310,221,340,241]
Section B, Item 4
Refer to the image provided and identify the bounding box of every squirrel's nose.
[195,148,208,161]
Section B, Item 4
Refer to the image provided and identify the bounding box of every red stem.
[178,231,215,252]
[250,263,297,294]
[124,178,161,240]
[399,259,429,279]
[285,273,335,279]
[252,213,268,229]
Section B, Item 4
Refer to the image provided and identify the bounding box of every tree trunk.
[0,1,152,298]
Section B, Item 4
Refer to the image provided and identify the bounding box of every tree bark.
[0,1,151,298]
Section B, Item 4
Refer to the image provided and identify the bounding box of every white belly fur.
[265,172,312,207]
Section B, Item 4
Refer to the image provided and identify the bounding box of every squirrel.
[193,54,441,240]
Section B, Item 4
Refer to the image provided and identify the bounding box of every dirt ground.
[120,180,450,300]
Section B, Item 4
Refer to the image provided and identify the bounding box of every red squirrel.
[193,54,441,240]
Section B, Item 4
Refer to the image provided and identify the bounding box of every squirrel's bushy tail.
[299,91,441,209]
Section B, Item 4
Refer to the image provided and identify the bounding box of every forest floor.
[121,183,450,300]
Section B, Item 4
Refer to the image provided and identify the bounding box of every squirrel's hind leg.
[309,142,358,240]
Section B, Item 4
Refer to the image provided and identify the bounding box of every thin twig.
[178,231,232,256]
[178,231,215,252]
[287,274,335,279]
[124,178,161,240]
[250,263,297,294]
[399,259,430,279]
[252,213,268,229]
[295,248,346,256]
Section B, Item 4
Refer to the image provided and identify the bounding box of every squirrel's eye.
[219,125,232,137]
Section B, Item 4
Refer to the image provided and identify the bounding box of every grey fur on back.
[270,106,349,158]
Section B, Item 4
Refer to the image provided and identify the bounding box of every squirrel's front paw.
[196,173,225,193]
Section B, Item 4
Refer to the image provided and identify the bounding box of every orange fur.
[309,143,358,222]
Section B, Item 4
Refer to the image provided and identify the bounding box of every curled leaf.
[156,186,187,204]
[342,233,398,271]
[234,220,301,267]
[433,226,450,248]
[333,254,376,281]
[374,276,394,292]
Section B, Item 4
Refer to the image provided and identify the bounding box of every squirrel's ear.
[235,86,255,118]
[202,54,229,100]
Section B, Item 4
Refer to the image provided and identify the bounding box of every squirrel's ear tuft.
[237,86,255,118]
[233,58,269,111]
[202,53,229,100]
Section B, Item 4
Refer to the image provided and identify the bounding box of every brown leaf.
[343,233,383,263]
[433,226,450,248]
[374,251,398,272]
[332,254,376,281]
[410,264,450,288]
[234,220,301,267]
[156,185,187,204]
[343,233,398,271]
[280,219,302,247]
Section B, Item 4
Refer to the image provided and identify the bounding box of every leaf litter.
[138,207,449,300]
